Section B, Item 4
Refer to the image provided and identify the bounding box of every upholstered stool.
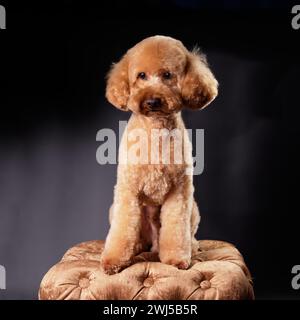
[39,240,254,300]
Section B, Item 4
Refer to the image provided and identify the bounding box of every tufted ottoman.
[39,240,254,300]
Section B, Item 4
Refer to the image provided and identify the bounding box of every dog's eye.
[137,72,146,80]
[162,71,172,80]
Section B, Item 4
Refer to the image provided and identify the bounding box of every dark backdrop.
[0,0,300,299]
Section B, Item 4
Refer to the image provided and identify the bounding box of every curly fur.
[101,35,218,274]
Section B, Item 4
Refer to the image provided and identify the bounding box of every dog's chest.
[120,113,191,205]
[140,164,185,205]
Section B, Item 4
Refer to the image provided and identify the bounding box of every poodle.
[100,35,218,274]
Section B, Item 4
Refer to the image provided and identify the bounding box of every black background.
[0,0,300,299]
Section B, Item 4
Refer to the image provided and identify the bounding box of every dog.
[100,35,218,275]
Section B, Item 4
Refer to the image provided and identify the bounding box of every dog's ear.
[106,54,130,111]
[181,49,218,110]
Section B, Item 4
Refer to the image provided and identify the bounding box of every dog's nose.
[145,98,162,109]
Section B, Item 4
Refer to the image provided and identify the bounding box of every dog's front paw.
[161,257,191,270]
[100,259,121,275]
[100,256,131,275]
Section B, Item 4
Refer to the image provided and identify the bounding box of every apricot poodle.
[100,35,218,274]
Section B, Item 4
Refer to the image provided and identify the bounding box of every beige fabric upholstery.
[39,240,254,300]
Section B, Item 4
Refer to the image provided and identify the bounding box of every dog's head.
[106,36,218,117]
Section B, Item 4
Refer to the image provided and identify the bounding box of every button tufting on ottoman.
[39,240,254,300]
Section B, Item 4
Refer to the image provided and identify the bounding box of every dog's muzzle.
[142,98,162,111]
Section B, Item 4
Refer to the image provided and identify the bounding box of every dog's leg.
[159,178,193,269]
[108,204,114,225]
[147,206,161,253]
[100,187,142,275]
[191,200,201,256]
